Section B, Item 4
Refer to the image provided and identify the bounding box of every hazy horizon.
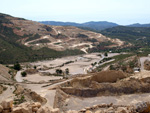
[1,0,150,25]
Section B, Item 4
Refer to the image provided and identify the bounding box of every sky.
[1,0,150,25]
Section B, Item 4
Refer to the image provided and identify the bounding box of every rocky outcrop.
[0,85,7,94]
[61,79,150,97]
[14,85,24,95]
[0,100,13,113]
[0,101,60,113]
[54,89,69,112]
[67,103,135,113]
[65,102,150,113]
[13,85,47,105]
[25,90,47,105]
[91,70,128,83]
[68,70,128,89]
[0,64,12,82]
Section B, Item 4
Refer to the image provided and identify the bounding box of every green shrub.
[21,71,27,77]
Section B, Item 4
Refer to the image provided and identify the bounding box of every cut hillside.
[91,70,127,83]
[0,13,125,63]
[0,64,12,82]
[58,70,150,98]
[100,26,150,48]
[68,70,128,88]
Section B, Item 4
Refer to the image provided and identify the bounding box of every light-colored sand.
[130,70,150,79]
[30,53,120,75]
[23,73,62,82]
[15,70,23,82]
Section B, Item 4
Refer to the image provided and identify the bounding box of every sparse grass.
[13,95,26,105]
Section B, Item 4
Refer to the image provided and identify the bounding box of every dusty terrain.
[29,53,119,75]
[1,53,150,113]
[2,14,125,53]
[54,70,150,112]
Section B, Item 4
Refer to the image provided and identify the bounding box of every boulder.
[44,107,52,113]
[37,106,52,113]
[67,110,78,113]
[0,105,3,112]
[95,110,103,113]
[85,110,92,113]
[12,107,23,113]
[80,108,86,112]
[2,109,10,113]
[14,85,24,95]
[36,107,44,113]
[1,100,13,110]
[21,106,32,113]
[32,107,38,112]
[106,107,114,113]
[115,107,128,113]
[31,102,41,109]
[12,102,32,113]
[51,108,60,113]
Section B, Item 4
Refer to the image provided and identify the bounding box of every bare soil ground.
[55,69,150,112]
[30,53,120,75]
[23,73,62,83]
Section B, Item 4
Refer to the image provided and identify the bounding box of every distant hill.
[39,21,119,31]
[128,23,150,27]
[100,26,150,47]
[0,13,124,64]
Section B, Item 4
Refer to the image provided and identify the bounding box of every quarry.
[1,12,150,113]
[1,52,150,113]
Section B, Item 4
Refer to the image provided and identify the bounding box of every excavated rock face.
[27,91,47,104]
[61,79,150,97]
[13,85,47,105]
[144,60,150,70]
[0,64,12,82]
[0,101,60,113]
[59,70,136,97]
[66,70,128,89]
[54,89,69,112]
[0,85,7,94]
[1,100,13,113]
[91,70,127,83]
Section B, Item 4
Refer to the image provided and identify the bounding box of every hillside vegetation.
[0,13,125,64]
[100,26,150,45]
[0,14,84,64]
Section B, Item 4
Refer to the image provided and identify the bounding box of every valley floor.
[1,52,150,112]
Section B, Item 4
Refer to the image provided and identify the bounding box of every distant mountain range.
[39,21,119,31]
[39,21,150,31]
[128,23,150,27]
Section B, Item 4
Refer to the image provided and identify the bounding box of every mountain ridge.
[0,13,124,64]
[40,21,150,31]
[39,21,118,31]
